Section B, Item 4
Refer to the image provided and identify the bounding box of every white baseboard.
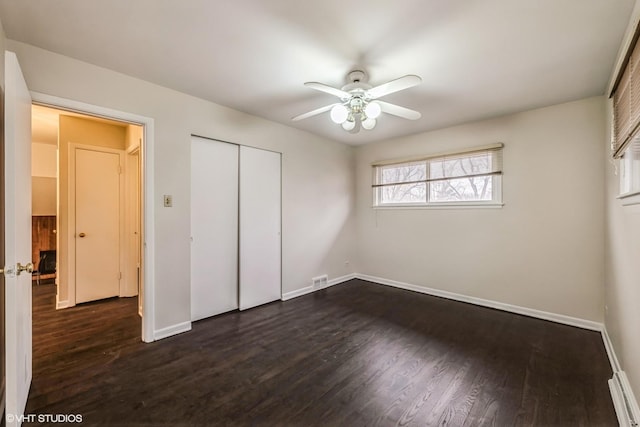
[326,273,356,288]
[609,371,640,427]
[282,285,314,301]
[610,376,631,427]
[153,321,192,341]
[601,327,622,372]
[603,327,639,426]
[356,274,603,331]
[56,299,71,310]
[119,291,139,298]
[281,273,356,301]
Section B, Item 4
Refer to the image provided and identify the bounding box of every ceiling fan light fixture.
[295,70,422,133]
[342,119,356,131]
[330,104,349,124]
[362,117,376,130]
[364,101,381,119]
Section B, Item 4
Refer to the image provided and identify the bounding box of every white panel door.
[239,146,281,310]
[4,51,33,427]
[75,147,122,304]
[190,136,239,321]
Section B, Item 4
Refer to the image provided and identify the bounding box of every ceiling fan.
[292,70,422,133]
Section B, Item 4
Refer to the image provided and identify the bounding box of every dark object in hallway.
[27,279,616,426]
[33,250,56,286]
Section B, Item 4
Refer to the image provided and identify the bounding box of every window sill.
[373,202,504,210]
[617,191,640,206]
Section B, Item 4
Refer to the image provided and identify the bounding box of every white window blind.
[372,144,503,207]
[612,22,640,201]
[613,28,640,158]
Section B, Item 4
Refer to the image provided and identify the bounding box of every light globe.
[330,104,349,124]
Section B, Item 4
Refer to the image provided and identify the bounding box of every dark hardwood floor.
[26,280,616,426]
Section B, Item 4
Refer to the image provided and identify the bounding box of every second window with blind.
[612,24,640,199]
[372,144,503,207]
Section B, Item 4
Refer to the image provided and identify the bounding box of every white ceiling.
[0,0,634,145]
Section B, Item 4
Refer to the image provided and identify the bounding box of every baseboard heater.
[609,371,640,427]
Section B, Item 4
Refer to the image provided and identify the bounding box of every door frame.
[68,144,125,306]
[31,92,156,343]
[0,82,6,427]
[125,146,142,314]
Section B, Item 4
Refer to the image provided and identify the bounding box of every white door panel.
[239,146,281,310]
[190,137,239,321]
[4,51,33,427]
[75,148,121,304]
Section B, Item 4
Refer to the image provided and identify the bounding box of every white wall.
[31,142,56,177]
[31,142,56,215]
[355,96,606,322]
[603,0,640,405]
[31,177,56,216]
[7,40,356,332]
[604,101,640,413]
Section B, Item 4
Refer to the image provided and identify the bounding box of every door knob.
[78,232,86,238]
[0,265,15,276]
[17,262,34,275]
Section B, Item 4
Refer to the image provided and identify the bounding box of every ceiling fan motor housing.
[348,70,366,83]
[342,70,372,95]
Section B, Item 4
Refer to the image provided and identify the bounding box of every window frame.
[372,145,504,209]
[617,136,640,205]
[610,17,640,204]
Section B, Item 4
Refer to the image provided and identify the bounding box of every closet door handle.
[78,232,86,238]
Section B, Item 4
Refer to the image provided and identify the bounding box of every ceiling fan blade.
[291,103,338,121]
[367,75,422,99]
[378,101,422,120]
[304,82,351,99]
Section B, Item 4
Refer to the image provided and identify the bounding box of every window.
[611,22,640,203]
[372,144,503,207]
[619,135,640,197]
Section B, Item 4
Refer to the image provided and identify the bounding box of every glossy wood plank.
[26,280,616,426]
[31,215,55,271]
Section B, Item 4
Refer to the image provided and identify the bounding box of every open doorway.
[31,104,144,326]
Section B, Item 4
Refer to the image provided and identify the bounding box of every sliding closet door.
[239,146,281,310]
[190,136,239,321]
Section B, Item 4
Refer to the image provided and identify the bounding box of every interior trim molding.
[356,274,603,331]
[281,273,356,301]
[602,327,640,427]
[153,321,192,341]
[609,371,640,427]
[55,300,70,310]
[602,327,622,372]
[31,90,156,344]
[282,286,314,301]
